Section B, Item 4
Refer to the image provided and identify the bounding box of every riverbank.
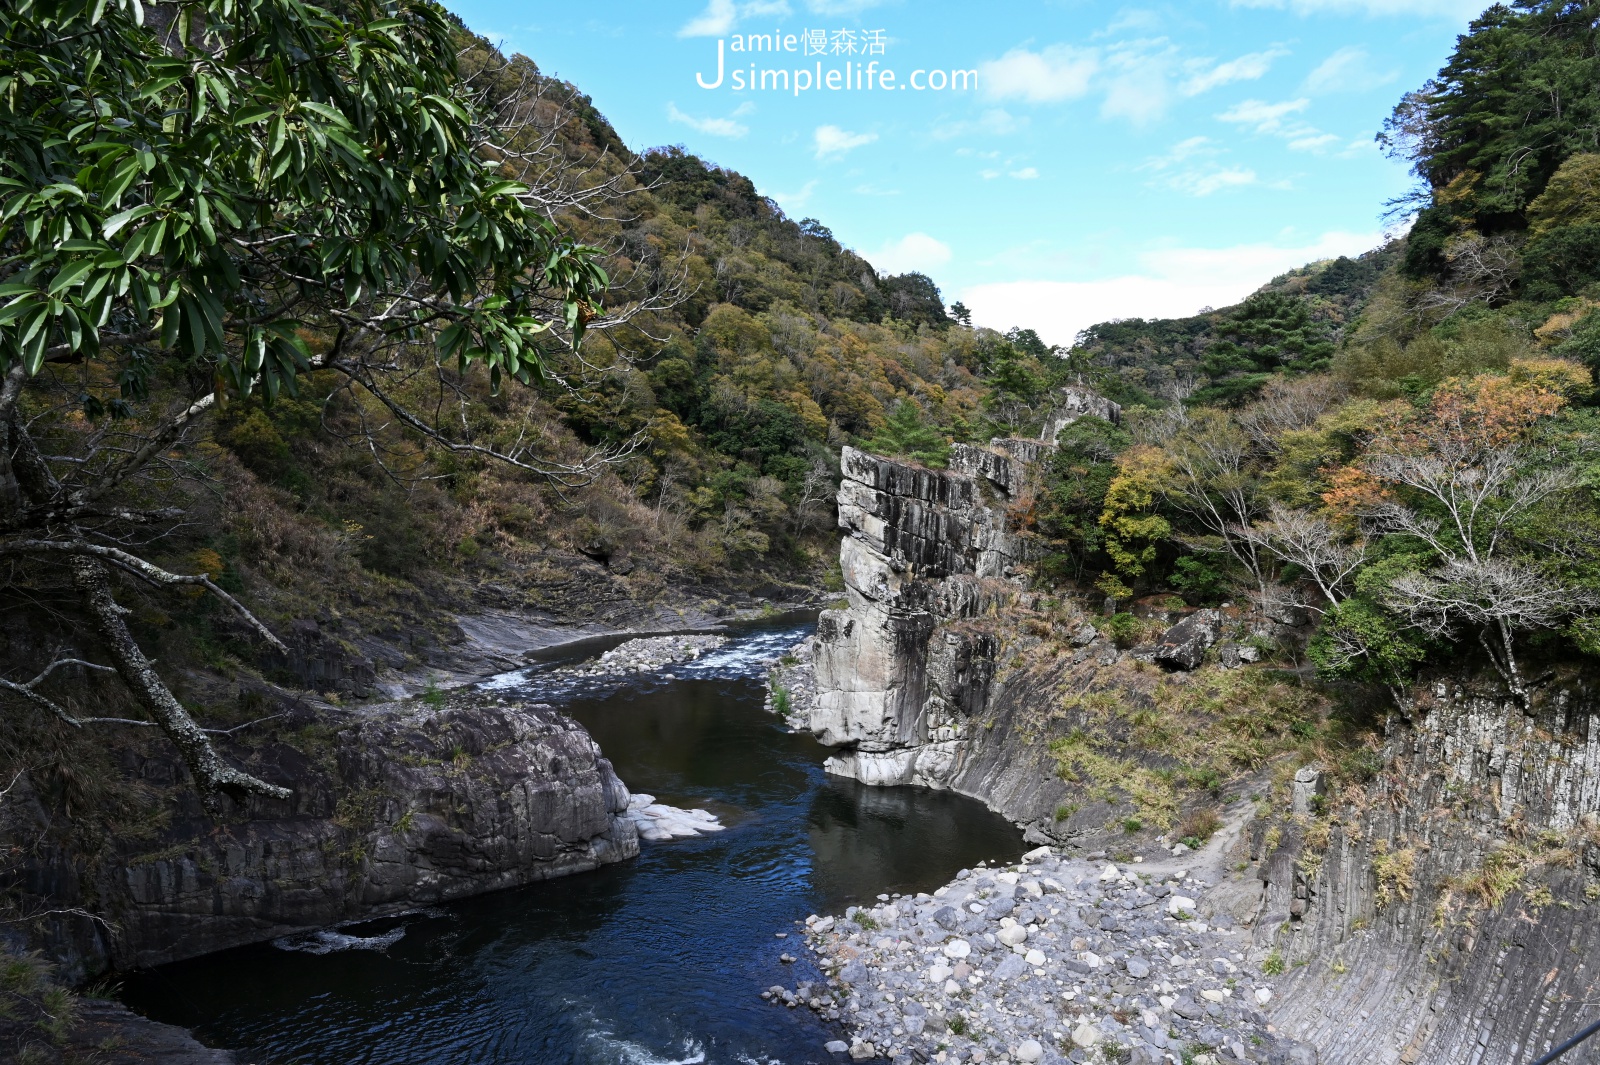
[115,616,1027,1065]
[786,845,1317,1065]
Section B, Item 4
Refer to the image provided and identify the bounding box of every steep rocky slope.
[783,394,1600,1063]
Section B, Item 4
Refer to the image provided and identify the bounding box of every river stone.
[1024,949,1046,967]
[813,916,835,934]
[943,939,972,959]
[1015,1039,1044,1062]
[998,925,1028,947]
[933,906,961,930]
[1168,895,1197,917]
[825,1041,850,1055]
[993,955,1028,981]
[1125,956,1150,979]
[1071,1022,1101,1047]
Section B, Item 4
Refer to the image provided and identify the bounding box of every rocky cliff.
[10,692,637,978]
[809,441,1042,788]
[795,402,1600,1064]
[1243,679,1600,1065]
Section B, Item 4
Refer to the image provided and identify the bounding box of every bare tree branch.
[0,539,287,653]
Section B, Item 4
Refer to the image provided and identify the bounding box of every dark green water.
[120,618,1023,1064]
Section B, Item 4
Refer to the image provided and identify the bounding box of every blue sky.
[452,0,1487,344]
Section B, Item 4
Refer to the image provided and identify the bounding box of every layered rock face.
[16,696,637,975]
[1249,680,1600,1065]
[809,443,1035,787]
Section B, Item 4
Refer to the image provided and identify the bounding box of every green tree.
[862,400,950,467]
[0,0,605,809]
[1197,293,1334,404]
[1035,416,1129,581]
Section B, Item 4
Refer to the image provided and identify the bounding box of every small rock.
[1168,895,1198,917]
[1071,1022,1101,1048]
[850,1041,877,1061]
[943,939,972,959]
[1255,987,1273,1005]
[1015,1039,1044,1063]
[826,1041,851,1055]
[993,955,1028,981]
[813,916,836,934]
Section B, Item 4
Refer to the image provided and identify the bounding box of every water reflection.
[120,618,1022,1064]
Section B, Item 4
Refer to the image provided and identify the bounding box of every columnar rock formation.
[809,442,1037,787]
[808,388,1123,791]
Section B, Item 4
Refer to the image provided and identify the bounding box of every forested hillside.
[1030,0,1600,706]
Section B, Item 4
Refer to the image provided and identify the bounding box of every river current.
[121,617,1023,1064]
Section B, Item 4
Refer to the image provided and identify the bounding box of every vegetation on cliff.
[1030,0,1600,709]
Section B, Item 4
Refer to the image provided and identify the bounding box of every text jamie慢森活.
[695,29,975,94]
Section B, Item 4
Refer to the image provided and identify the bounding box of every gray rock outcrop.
[1254,679,1600,1065]
[1040,385,1123,443]
[807,444,1038,787]
[15,695,637,974]
[1153,609,1224,670]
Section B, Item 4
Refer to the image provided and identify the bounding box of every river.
[120,617,1023,1065]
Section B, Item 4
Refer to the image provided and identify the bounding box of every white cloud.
[1288,131,1341,152]
[1171,166,1260,196]
[931,108,1027,141]
[1181,48,1288,96]
[1097,40,1179,125]
[959,230,1381,345]
[805,0,885,13]
[870,232,953,275]
[1010,167,1040,179]
[772,179,818,211]
[1139,137,1259,195]
[1231,0,1483,16]
[1102,8,1166,35]
[1144,135,1218,168]
[677,0,793,37]
[1216,97,1311,134]
[980,45,1099,103]
[1303,46,1398,94]
[667,102,749,138]
[814,124,877,159]
[678,0,735,37]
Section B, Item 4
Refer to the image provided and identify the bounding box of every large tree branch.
[69,392,217,509]
[0,539,286,653]
[68,556,290,807]
[0,657,155,728]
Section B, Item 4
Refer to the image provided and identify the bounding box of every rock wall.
[11,694,637,977]
[808,443,1038,787]
[1249,679,1600,1065]
[805,408,1600,1064]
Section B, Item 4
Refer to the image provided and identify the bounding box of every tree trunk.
[70,556,291,812]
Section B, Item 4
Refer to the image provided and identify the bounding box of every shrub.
[1177,807,1223,845]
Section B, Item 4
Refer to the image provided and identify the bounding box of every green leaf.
[46,259,96,295]
[102,204,156,239]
